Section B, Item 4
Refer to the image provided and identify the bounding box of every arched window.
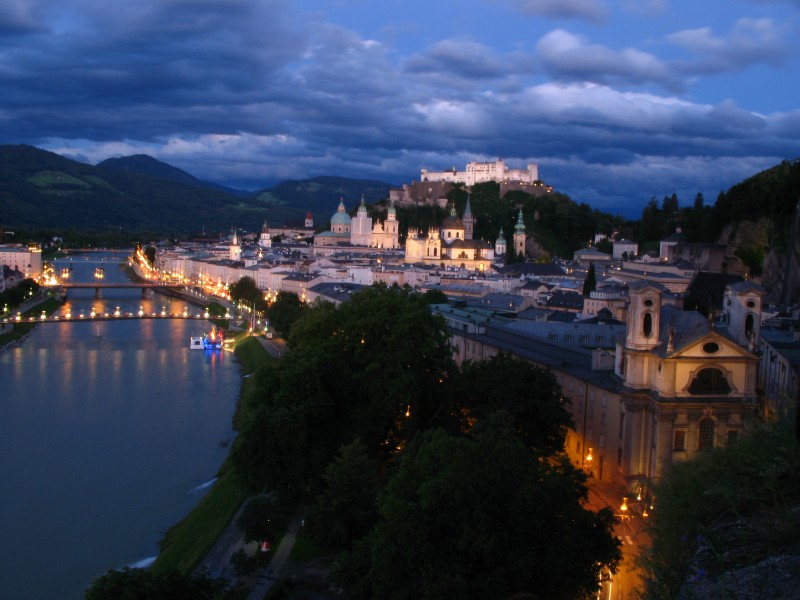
[745,314,754,338]
[698,417,715,450]
[643,313,653,337]
[688,368,731,395]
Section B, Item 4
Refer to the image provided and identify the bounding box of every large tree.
[333,421,621,600]
[455,353,573,455]
[85,567,230,600]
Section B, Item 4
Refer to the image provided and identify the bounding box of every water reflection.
[0,251,239,600]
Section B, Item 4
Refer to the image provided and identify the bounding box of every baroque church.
[404,197,496,271]
[314,198,400,252]
[440,277,764,494]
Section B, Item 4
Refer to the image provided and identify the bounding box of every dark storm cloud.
[1,0,798,218]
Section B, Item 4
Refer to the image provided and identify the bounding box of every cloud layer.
[1,0,799,217]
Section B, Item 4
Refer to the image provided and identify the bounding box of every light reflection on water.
[0,253,240,600]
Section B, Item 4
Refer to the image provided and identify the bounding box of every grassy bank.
[151,335,273,574]
[152,468,250,573]
[0,296,63,346]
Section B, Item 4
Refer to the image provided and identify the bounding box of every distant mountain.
[254,175,395,217]
[0,145,396,236]
[97,154,251,197]
[0,145,285,234]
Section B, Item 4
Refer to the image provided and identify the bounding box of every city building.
[404,200,495,271]
[421,159,539,186]
[0,245,42,280]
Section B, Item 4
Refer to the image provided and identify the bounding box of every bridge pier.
[142,288,154,299]
[95,288,103,299]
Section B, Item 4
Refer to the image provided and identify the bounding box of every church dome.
[331,199,352,225]
[441,206,464,230]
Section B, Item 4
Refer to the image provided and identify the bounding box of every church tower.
[723,281,765,349]
[259,220,271,249]
[305,210,314,229]
[513,209,526,258]
[463,194,475,240]
[351,196,373,246]
[495,227,507,259]
[229,227,241,261]
[625,280,663,350]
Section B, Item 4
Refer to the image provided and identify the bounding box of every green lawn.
[152,469,250,574]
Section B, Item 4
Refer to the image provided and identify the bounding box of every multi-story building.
[421,159,539,186]
[0,245,42,280]
[433,279,763,494]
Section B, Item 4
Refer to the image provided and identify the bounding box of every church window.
[746,300,756,308]
[643,313,653,337]
[703,342,719,354]
[698,418,715,450]
[688,368,731,395]
[745,314,754,338]
[644,299,653,307]
[673,430,686,451]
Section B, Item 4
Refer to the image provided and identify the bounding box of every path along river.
[0,253,241,600]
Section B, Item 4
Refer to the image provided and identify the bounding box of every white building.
[0,245,42,280]
[421,159,539,186]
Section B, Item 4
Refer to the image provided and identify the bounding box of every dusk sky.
[2,0,799,217]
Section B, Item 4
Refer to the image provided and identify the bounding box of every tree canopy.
[333,421,621,600]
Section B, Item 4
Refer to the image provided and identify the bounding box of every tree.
[582,263,597,297]
[229,276,267,312]
[305,439,381,550]
[455,353,572,455]
[236,495,292,545]
[85,567,230,600]
[333,423,620,600]
[266,291,306,338]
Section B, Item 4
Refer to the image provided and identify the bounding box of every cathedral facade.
[404,198,495,271]
[314,198,400,251]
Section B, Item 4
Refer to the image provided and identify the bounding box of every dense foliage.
[84,567,230,600]
[640,417,800,599]
[335,421,620,600]
[230,284,621,598]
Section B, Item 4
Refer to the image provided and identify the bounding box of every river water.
[0,253,241,600]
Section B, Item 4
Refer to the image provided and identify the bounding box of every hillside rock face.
[761,201,800,306]
[718,202,800,306]
[681,508,800,600]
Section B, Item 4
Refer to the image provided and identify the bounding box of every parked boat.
[190,326,224,350]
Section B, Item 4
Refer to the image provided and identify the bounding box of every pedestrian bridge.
[2,307,226,324]
[57,282,185,299]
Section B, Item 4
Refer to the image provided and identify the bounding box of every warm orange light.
[620,497,628,513]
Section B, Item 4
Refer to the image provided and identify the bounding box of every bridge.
[57,282,186,299]
[2,307,224,324]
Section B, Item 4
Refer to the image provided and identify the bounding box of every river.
[0,252,241,600]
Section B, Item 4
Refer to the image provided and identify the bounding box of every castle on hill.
[390,158,553,207]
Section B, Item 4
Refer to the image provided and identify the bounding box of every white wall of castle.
[421,159,539,186]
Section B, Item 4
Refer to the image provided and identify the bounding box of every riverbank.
[0,295,63,354]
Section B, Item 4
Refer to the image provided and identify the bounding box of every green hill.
[0,146,395,237]
[253,175,394,217]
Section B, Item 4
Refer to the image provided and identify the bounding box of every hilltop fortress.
[390,158,553,207]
